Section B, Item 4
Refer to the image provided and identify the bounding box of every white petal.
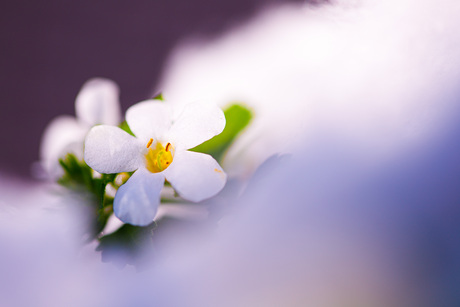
[84,125,144,173]
[163,150,227,202]
[40,115,88,177]
[167,101,226,150]
[113,168,165,226]
[75,78,121,126]
[126,100,173,142]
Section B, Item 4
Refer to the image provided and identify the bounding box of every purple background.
[0,0,308,178]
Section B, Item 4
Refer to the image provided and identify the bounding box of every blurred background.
[0,0,310,177]
[1,1,460,306]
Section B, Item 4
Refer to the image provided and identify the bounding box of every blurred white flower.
[84,100,227,226]
[39,78,121,178]
[160,0,460,177]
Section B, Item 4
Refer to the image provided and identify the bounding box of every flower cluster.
[40,79,253,263]
[84,99,227,226]
[41,78,233,228]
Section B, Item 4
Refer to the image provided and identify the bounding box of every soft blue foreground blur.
[2,106,460,306]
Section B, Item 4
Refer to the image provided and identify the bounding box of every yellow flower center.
[144,139,173,173]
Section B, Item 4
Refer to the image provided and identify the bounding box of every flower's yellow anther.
[146,138,153,149]
[214,168,222,173]
[145,141,173,173]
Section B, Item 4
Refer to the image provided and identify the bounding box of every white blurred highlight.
[160,0,460,177]
[2,0,460,306]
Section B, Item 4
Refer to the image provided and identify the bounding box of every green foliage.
[119,121,134,136]
[191,103,253,162]
[58,153,116,238]
[58,153,93,190]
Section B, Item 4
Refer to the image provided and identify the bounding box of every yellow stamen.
[146,138,153,148]
[145,142,173,173]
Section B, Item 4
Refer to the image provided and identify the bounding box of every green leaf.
[153,92,164,101]
[190,103,253,162]
[119,121,134,136]
[57,153,93,190]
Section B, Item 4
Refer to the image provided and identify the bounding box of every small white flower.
[40,78,121,178]
[84,100,227,226]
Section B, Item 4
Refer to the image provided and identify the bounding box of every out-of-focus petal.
[75,78,121,126]
[113,168,164,226]
[126,100,173,143]
[84,125,144,173]
[167,101,225,150]
[163,150,227,202]
[40,115,88,178]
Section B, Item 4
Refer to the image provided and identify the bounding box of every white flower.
[40,78,121,178]
[84,100,227,226]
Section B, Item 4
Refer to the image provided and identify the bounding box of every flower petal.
[40,115,88,177]
[113,168,165,226]
[163,150,227,202]
[167,101,226,150]
[126,100,173,142]
[75,78,121,126]
[84,125,144,173]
